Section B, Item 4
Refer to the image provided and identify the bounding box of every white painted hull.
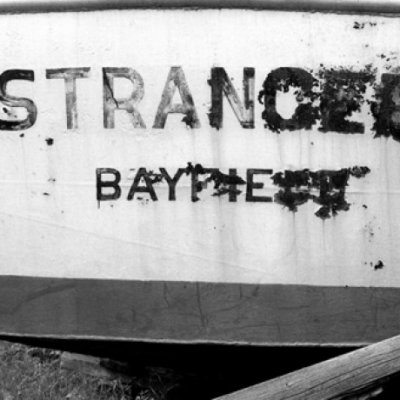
[0,6,398,345]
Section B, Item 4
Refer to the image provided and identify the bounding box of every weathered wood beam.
[214,334,400,400]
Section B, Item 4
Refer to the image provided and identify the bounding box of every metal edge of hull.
[1,0,400,15]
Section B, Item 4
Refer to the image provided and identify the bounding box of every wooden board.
[214,334,400,400]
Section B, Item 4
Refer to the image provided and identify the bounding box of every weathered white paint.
[0,9,398,287]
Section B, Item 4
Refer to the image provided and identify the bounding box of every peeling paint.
[185,163,246,201]
[46,68,90,130]
[353,21,377,30]
[102,67,146,129]
[0,70,36,131]
[97,164,370,220]
[153,67,200,129]
[271,167,370,218]
[208,67,254,129]
[371,73,400,141]
[317,67,375,134]
[258,67,319,132]
[258,65,378,135]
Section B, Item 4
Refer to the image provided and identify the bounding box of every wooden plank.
[213,334,400,400]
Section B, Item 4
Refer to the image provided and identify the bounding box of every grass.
[0,340,396,400]
[0,341,134,400]
[0,341,186,400]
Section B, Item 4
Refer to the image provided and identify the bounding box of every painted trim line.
[0,275,400,346]
[1,0,400,14]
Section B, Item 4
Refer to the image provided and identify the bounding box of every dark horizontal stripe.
[0,1,399,15]
[0,275,400,346]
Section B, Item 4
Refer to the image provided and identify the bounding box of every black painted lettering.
[0,69,37,131]
[270,167,370,218]
[208,67,255,129]
[190,165,217,202]
[246,169,273,202]
[371,73,400,141]
[127,168,157,201]
[258,67,319,132]
[46,68,90,129]
[228,169,242,202]
[319,70,373,134]
[159,167,186,201]
[96,168,121,201]
[103,67,146,129]
[153,67,200,129]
